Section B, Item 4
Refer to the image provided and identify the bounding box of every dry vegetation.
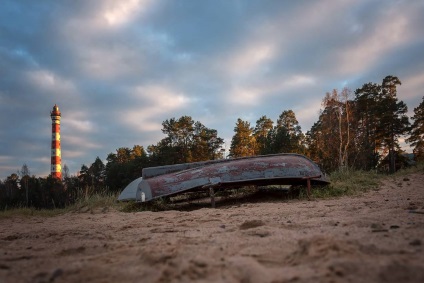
[2,163,422,217]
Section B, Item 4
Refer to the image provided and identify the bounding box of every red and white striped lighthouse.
[50,104,62,179]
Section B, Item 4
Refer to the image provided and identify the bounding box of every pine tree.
[306,95,341,172]
[407,96,424,161]
[18,164,30,206]
[253,116,273,155]
[191,122,224,161]
[229,118,256,158]
[161,116,195,163]
[147,116,224,165]
[89,157,106,188]
[377,76,410,173]
[267,110,305,154]
[354,82,382,170]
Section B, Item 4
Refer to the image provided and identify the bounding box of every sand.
[1,172,423,283]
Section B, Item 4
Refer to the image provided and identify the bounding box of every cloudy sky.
[1,0,423,179]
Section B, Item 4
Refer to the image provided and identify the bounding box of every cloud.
[26,69,77,95]
[103,0,150,27]
[122,84,191,132]
[337,10,411,76]
[1,0,423,179]
[228,43,275,76]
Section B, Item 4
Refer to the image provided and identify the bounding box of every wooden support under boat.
[209,187,215,208]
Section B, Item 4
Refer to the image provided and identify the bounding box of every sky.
[1,0,424,180]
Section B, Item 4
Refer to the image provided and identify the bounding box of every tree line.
[230,76,423,173]
[1,75,423,209]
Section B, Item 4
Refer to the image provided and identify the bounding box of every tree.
[306,112,339,172]
[104,145,149,192]
[274,110,305,154]
[105,150,136,192]
[104,153,124,192]
[131,145,146,159]
[352,76,409,172]
[3,173,20,207]
[116,147,132,163]
[253,116,273,155]
[191,122,224,161]
[18,163,30,206]
[161,116,195,163]
[229,118,256,158]
[407,96,424,161]
[149,116,224,164]
[306,91,355,172]
[354,82,382,170]
[43,176,65,208]
[322,89,353,169]
[18,164,30,206]
[146,139,176,166]
[79,164,91,197]
[377,76,410,173]
[62,164,70,180]
[89,157,106,188]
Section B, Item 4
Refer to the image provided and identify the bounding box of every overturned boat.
[118,153,328,202]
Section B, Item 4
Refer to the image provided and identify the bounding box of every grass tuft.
[298,169,383,199]
[0,190,122,218]
[391,161,424,177]
[69,190,120,213]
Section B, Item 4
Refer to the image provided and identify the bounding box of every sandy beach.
[1,172,423,283]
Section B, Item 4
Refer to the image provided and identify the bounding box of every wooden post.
[209,187,215,208]
[307,178,311,200]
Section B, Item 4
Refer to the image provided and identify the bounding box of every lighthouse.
[50,104,62,179]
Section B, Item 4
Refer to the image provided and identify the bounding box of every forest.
[1,75,423,209]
